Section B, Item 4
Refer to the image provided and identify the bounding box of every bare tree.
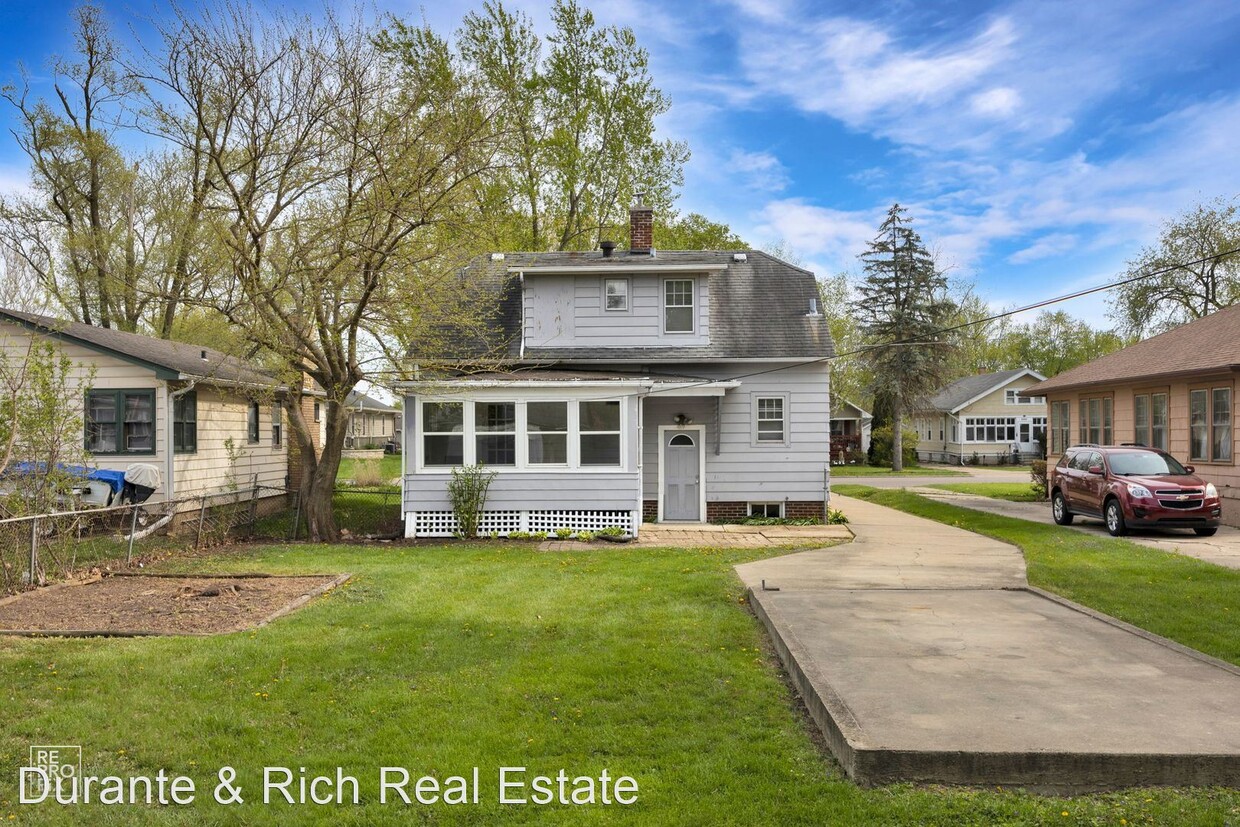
[141,3,500,539]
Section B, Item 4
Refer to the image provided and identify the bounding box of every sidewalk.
[737,494,1240,790]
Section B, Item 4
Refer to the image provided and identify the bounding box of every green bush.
[1031,460,1049,499]
[554,528,573,539]
[867,425,919,467]
[826,508,848,525]
[447,464,497,538]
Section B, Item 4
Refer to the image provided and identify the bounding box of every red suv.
[1049,445,1222,537]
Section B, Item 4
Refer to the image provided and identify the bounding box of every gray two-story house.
[397,201,834,537]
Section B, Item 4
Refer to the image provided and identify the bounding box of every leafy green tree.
[1000,311,1130,377]
[1109,197,1240,337]
[852,204,955,471]
[655,212,746,250]
[817,272,871,408]
[400,0,689,253]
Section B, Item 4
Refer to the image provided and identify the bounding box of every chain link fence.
[0,485,403,596]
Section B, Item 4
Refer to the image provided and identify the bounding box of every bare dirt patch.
[0,573,348,636]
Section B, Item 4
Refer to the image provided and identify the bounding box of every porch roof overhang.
[395,369,740,397]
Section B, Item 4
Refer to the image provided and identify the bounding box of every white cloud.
[752,200,879,274]
[970,87,1021,118]
[1007,233,1079,264]
[724,148,789,192]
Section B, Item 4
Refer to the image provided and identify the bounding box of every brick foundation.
[642,500,658,521]
[703,501,826,521]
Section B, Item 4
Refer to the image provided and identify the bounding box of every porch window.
[604,278,629,311]
[1049,401,1070,454]
[755,396,786,443]
[963,416,1017,443]
[1077,396,1111,445]
[1133,392,1169,451]
[579,401,621,466]
[664,279,694,333]
[271,406,282,448]
[1191,387,1232,462]
[528,401,568,464]
[85,389,156,455]
[423,402,464,466]
[173,392,197,454]
[475,402,516,466]
[247,402,261,444]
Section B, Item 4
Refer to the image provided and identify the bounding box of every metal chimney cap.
[599,240,618,257]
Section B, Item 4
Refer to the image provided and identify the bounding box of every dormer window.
[664,279,694,333]
[604,278,629,311]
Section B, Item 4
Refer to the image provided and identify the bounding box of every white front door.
[663,430,701,521]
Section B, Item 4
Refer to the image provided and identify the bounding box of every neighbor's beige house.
[344,391,399,448]
[912,368,1048,465]
[1023,304,1240,525]
[0,309,296,504]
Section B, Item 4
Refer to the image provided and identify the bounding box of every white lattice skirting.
[406,510,636,538]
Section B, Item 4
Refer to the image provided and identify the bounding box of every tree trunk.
[891,401,904,472]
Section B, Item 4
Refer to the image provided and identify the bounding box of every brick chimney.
[629,193,653,255]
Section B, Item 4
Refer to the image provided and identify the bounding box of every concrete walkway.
[913,486,1240,571]
[538,522,853,551]
[832,465,1030,489]
[737,494,1240,790]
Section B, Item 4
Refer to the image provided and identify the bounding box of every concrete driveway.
[913,486,1240,570]
[736,493,1240,789]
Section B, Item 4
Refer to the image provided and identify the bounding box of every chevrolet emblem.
[1177,494,1191,501]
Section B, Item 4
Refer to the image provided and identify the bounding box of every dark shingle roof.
[926,368,1036,412]
[1026,304,1240,395]
[0,309,280,388]
[411,249,833,363]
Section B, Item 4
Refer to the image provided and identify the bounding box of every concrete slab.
[742,494,1240,790]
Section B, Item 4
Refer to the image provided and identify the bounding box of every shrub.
[352,459,386,488]
[576,531,595,542]
[531,531,548,540]
[554,528,573,539]
[598,526,625,537]
[826,508,848,525]
[867,425,919,467]
[507,531,530,540]
[1031,460,1049,499]
[447,464,497,538]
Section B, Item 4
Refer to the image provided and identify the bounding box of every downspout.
[518,271,526,360]
[166,379,199,503]
[634,386,649,537]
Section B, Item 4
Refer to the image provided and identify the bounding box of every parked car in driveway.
[1049,445,1222,537]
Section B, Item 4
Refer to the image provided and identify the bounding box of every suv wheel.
[1052,491,1074,525]
[1105,498,1127,537]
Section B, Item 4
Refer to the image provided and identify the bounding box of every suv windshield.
[1107,451,1188,477]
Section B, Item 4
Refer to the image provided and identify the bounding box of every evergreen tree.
[852,204,955,470]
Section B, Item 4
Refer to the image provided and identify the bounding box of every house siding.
[524,273,710,349]
[172,385,287,497]
[640,362,830,504]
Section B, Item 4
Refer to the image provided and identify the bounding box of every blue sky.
[2,0,1238,327]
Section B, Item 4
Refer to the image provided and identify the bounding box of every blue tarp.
[4,462,127,494]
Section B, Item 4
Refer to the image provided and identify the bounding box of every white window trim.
[414,396,628,473]
[752,394,790,447]
[961,416,1020,444]
[603,277,630,313]
[662,277,696,335]
[747,501,784,518]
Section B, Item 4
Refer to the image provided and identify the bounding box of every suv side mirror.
[1088,465,1104,475]
[1185,465,1195,474]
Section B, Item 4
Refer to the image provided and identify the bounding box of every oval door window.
[669,434,695,446]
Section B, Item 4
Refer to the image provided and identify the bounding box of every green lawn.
[3,542,1237,824]
[336,454,402,488]
[835,484,1240,666]
[928,482,1044,502]
[830,464,966,477]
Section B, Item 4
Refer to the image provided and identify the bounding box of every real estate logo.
[27,745,81,797]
